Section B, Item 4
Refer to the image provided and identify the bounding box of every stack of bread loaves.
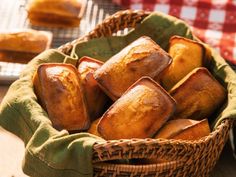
[33,36,227,143]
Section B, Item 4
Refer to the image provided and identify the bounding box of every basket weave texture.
[59,10,234,177]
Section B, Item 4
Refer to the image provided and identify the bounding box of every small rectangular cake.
[27,0,86,27]
[155,119,210,140]
[97,77,176,140]
[145,119,210,164]
[33,63,90,131]
[78,56,110,121]
[94,36,172,100]
[0,29,52,63]
[173,119,210,140]
[161,35,211,90]
[169,67,226,120]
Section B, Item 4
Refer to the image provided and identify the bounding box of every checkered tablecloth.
[113,0,236,65]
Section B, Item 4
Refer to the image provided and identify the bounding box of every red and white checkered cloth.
[113,0,236,65]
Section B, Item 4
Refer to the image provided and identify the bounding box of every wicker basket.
[59,10,234,177]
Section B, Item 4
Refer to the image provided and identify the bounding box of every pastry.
[0,29,52,63]
[94,36,172,100]
[143,119,210,164]
[170,67,226,120]
[78,56,110,120]
[155,119,210,140]
[27,0,86,27]
[161,36,211,90]
[33,63,90,131]
[97,77,176,140]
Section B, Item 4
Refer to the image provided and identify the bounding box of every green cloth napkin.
[0,12,236,177]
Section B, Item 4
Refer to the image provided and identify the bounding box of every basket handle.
[58,10,150,55]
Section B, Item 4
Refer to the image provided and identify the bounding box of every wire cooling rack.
[0,0,121,84]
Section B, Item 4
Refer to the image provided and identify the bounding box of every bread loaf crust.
[97,77,176,140]
[155,119,210,140]
[27,0,86,27]
[33,63,90,131]
[170,67,227,120]
[161,35,211,90]
[94,36,172,100]
[78,56,110,121]
[0,30,52,53]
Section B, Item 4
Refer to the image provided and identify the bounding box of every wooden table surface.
[0,85,235,177]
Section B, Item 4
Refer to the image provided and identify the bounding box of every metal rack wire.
[0,0,121,84]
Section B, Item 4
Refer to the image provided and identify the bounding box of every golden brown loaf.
[161,36,211,90]
[155,119,197,139]
[142,119,211,164]
[170,67,226,120]
[172,119,210,140]
[97,77,176,140]
[94,36,172,100]
[33,63,90,131]
[142,119,210,164]
[0,29,52,63]
[78,56,110,120]
[155,119,210,140]
[27,0,86,27]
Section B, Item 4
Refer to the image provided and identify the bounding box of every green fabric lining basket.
[0,10,235,177]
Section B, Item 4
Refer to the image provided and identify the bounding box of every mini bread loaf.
[33,63,90,131]
[155,119,210,140]
[94,36,172,100]
[161,36,211,90]
[143,119,210,164]
[87,118,101,137]
[78,56,110,120]
[0,29,52,63]
[170,67,226,120]
[27,0,86,27]
[97,77,176,140]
